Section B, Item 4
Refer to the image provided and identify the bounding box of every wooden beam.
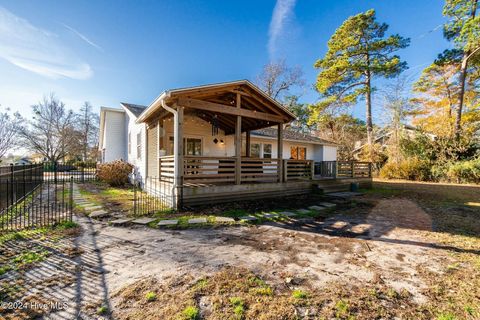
[174,106,184,208]
[246,130,251,157]
[235,93,242,185]
[177,97,287,123]
[278,123,284,182]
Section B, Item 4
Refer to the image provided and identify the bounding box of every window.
[168,136,202,155]
[290,146,306,160]
[136,132,142,159]
[185,138,202,156]
[250,143,261,158]
[128,132,131,154]
[263,144,272,158]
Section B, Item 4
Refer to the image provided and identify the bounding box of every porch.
[138,80,371,208]
[155,155,372,206]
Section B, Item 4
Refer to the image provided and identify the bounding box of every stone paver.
[215,217,235,223]
[110,218,133,225]
[83,205,103,211]
[90,210,110,218]
[132,218,156,225]
[188,218,208,224]
[157,219,178,226]
[279,211,297,217]
[262,213,279,218]
[318,202,337,208]
[327,191,363,198]
[297,209,310,214]
[308,205,326,211]
[240,216,258,221]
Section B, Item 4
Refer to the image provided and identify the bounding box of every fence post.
[351,161,355,178]
[10,164,14,205]
[333,161,338,179]
[283,160,288,182]
[133,177,137,216]
[69,177,73,221]
[81,165,85,183]
[54,161,58,184]
[310,161,314,180]
[368,162,372,178]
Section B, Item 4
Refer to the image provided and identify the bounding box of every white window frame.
[136,131,142,159]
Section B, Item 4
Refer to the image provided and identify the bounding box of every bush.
[97,160,133,187]
[379,158,431,181]
[444,159,480,184]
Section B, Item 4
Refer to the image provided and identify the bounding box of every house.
[99,80,370,208]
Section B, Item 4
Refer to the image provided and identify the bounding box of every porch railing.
[158,156,371,185]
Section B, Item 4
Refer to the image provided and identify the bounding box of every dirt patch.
[109,266,428,320]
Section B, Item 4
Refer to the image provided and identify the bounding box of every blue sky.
[0,0,450,121]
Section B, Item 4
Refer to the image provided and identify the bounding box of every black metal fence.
[0,178,73,231]
[133,176,173,215]
[43,161,97,182]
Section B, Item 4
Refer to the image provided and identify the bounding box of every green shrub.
[145,291,157,302]
[379,158,431,181]
[445,159,480,183]
[97,160,133,187]
[182,306,199,320]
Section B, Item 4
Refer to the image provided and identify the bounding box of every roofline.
[136,79,296,123]
[250,133,338,146]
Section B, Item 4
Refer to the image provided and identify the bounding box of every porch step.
[90,210,109,218]
[157,219,178,226]
[110,218,133,226]
[132,218,156,225]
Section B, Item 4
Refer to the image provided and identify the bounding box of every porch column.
[277,123,283,182]
[235,93,242,185]
[246,130,251,157]
[174,106,184,206]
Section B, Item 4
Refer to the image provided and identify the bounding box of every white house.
[98,80,344,208]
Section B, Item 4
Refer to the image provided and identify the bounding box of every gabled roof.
[251,127,337,146]
[137,80,296,126]
[121,102,147,118]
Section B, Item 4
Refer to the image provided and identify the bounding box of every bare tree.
[0,106,21,162]
[256,59,305,101]
[76,102,99,161]
[19,94,76,163]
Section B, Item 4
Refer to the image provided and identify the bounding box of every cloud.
[0,6,93,80]
[268,0,297,59]
[61,22,104,52]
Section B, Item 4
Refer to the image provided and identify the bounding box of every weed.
[54,221,79,230]
[0,265,12,276]
[12,249,49,267]
[251,286,273,296]
[292,289,308,299]
[97,305,108,315]
[194,278,208,290]
[436,313,456,320]
[182,306,199,320]
[145,291,157,302]
[335,300,350,318]
[230,297,245,318]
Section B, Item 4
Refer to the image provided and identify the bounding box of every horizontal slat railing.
[284,159,313,181]
[159,156,175,183]
[337,161,372,178]
[241,158,279,183]
[184,156,236,184]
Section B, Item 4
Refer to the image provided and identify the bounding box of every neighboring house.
[98,80,366,208]
[13,158,32,165]
[352,124,436,159]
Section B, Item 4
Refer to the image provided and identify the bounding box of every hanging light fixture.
[211,114,219,136]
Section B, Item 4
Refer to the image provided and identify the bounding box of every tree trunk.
[454,57,468,140]
[454,0,477,140]
[365,73,373,146]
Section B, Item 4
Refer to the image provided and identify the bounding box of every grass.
[292,289,308,299]
[181,306,199,320]
[230,297,245,318]
[145,291,157,302]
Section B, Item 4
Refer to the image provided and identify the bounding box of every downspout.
[160,96,182,209]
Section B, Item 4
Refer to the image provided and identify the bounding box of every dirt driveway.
[2,181,479,319]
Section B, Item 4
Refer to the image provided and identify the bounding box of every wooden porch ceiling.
[168,83,295,134]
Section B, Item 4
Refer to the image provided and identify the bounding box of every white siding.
[102,111,126,162]
[125,110,147,182]
[323,145,337,161]
[161,115,337,161]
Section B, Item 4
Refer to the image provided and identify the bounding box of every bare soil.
[1,180,479,319]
